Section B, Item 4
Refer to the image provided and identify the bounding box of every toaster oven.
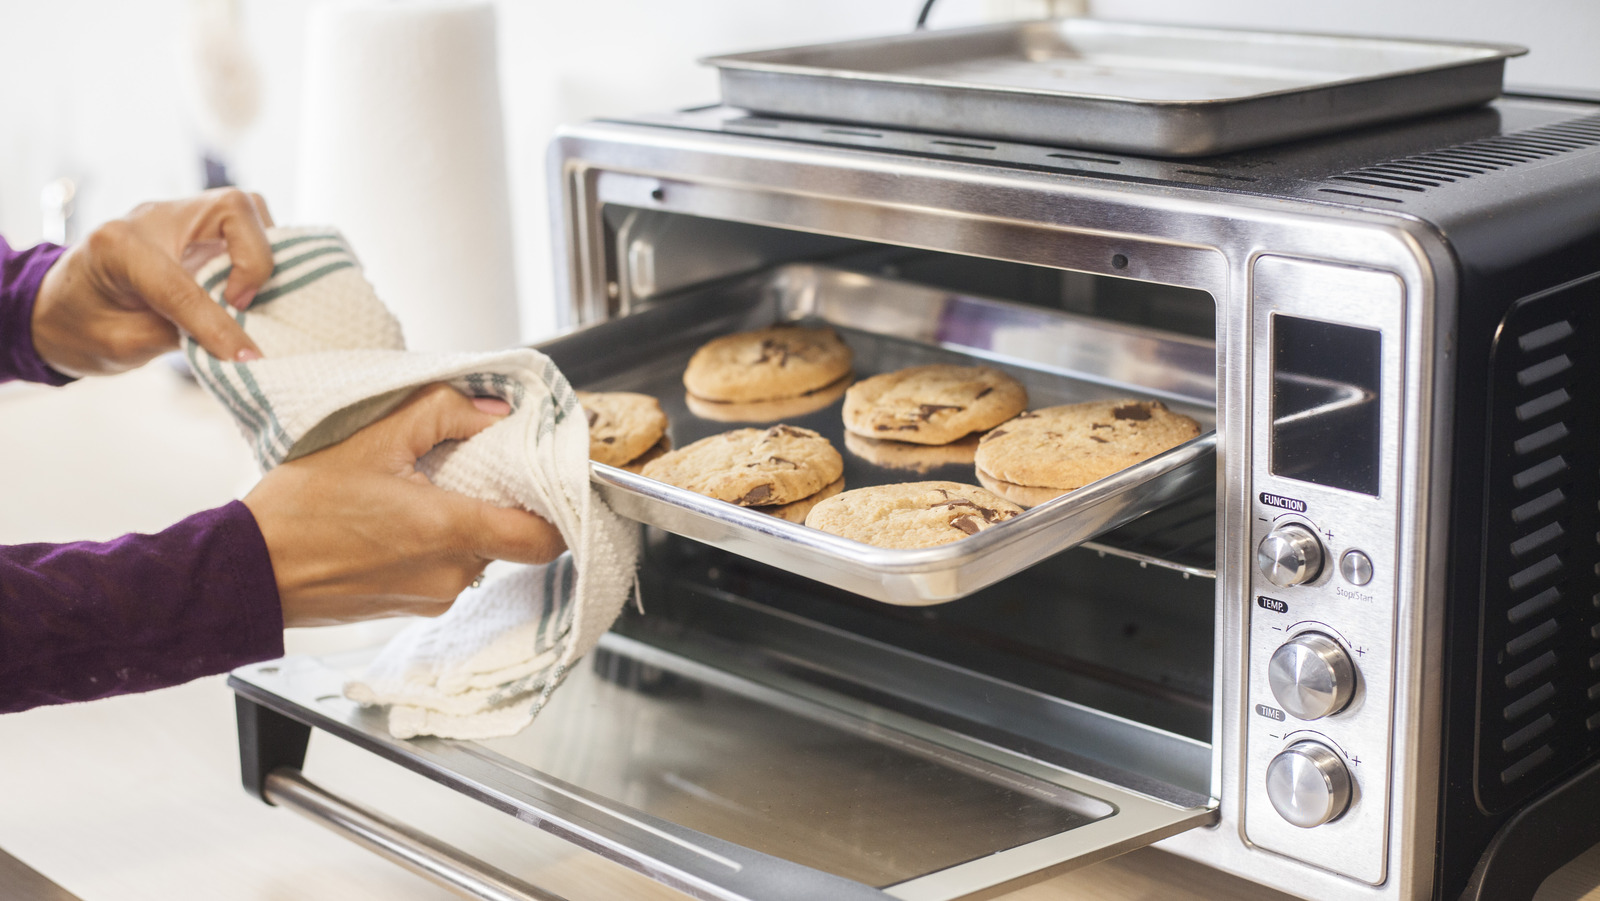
[230,86,1600,901]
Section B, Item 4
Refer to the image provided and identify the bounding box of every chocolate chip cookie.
[684,374,851,423]
[575,390,669,467]
[804,481,1023,549]
[843,431,980,474]
[620,436,671,474]
[683,325,854,403]
[842,364,1027,445]
[974,399,1201,491]
[975,468,1073,509]
[640,424,843,506]
[759,477,845,523]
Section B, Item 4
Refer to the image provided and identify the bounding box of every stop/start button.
[1339,550,1374,586]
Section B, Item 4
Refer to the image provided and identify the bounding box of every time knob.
[1265,740,1353,828]
[1268,632,1357,720]
[1258,522,1325,587]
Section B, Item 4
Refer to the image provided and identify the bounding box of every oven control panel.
[1243,257,1405,886]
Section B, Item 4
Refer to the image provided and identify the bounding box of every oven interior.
[592,204,1221,789]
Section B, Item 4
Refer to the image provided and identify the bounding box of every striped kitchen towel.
[185,226,639,740]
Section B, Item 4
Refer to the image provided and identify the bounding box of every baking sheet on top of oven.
[703,19,1524,156]
[538,264,1216,606]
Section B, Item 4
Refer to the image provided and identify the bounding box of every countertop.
[3,364,1598,901]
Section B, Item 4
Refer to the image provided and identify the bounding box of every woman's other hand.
[243,384,568,627]
[31,188,273,377]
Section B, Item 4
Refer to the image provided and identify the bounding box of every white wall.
[0,1,196,244]
[2,0,1596,341]
[0,0,1005,338]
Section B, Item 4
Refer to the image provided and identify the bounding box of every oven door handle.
[262,767,567,901]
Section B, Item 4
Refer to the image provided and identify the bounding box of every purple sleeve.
[0,501,285,713]
[0,234,72,386]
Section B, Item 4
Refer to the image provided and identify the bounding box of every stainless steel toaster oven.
[230,83,1600,901]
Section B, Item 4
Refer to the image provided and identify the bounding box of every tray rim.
[701,17,1528,109]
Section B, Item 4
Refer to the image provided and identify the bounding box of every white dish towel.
[185,226,640,740]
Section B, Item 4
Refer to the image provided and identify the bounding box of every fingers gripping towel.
[185,226,640,740]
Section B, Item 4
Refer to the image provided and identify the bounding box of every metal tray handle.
[263,768,567,901]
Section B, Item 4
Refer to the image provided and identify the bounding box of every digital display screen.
[1271,315,1382,496]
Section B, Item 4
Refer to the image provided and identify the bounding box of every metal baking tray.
[538,264,1215,606]
[703,19,1526,157]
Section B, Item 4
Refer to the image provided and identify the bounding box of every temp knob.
[1258,523,1325,587]
[1268,632,1356,720]
[1265,740,1352,828]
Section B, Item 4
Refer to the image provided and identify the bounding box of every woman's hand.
[31,188,274,378]
[243,384,567,627]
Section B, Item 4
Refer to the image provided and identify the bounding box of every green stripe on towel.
[200,232,345,294]
[203,351,274,466]
[233,360,292,464]
[264,244,349,283]
[230,304,293,463]
[185,294,277,461]
[185,340,262,463]
[270,232,341,253]
[250,260,355,307]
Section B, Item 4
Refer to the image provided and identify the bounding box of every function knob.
[1257,522,1325,587]
[1268,632,1356,720]
[1265,740,1352,828]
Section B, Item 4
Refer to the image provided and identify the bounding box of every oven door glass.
[233,626,1216,901]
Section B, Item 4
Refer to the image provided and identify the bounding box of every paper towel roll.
[296,0,521,353]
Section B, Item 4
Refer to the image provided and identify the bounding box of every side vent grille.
[1476,274,1600,813]
[1321,114,1600,202]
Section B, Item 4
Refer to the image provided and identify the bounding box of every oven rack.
[1081,482,1216,579]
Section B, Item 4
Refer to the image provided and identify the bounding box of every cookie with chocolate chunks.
[683,325,853,403]
[975,468,1070,509]
[842,364,1026,445]
[758,477,845,523]
[685,374,851,424]
[575,390,669,467]
[843,431,980,474]
[974,399,1201,492]
[620,436,672,474]
[640,424,843,506]
[805,481,1023,549]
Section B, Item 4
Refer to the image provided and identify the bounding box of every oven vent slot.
[1475,275,1600,813]
[1320,113,1600,202]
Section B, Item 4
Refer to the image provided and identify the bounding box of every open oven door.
[230,624,1216,901]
